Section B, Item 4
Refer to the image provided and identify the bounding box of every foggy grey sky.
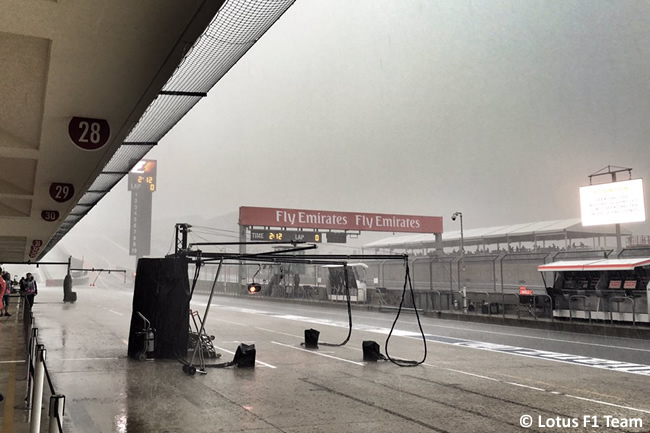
[73,0,650,247]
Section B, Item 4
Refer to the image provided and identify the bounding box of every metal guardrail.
[427,290,442,311]
[22,296,65,432]
[609,296,635,326]
[193,273,646,327]
[569,295,591,323]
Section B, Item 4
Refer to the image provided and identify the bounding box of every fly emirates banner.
[239,206,443,234]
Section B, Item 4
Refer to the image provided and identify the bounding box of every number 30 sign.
[68,116,110,150]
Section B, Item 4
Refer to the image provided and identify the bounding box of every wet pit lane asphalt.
[14,275,650,432]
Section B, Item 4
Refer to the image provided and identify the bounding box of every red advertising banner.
[239,206,443,234]
[519,286,533,296]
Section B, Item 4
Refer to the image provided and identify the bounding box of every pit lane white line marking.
[200,303,650,376]
[212,345,276,369]
[564,395,650,415]
[436,367,500,382]
[0,360,25,364]
[504,382,547,392]
[108,309,124,316]
[254,327,302,339]
[271,341,364,366]
[428,323,650,353]
[214,318,247,327]
[61,357,119,361]
[427,365,650,415]
[196,298,650,353]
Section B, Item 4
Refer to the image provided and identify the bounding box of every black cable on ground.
[384,262,428,367]
[204,360,234,368]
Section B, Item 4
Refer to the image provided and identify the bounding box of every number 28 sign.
[68,116,110,150]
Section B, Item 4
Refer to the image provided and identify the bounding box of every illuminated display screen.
[128,160,157,192]
[580,179,645,226]
[250,230,321,243]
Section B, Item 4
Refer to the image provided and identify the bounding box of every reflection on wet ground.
[2,278,650,432]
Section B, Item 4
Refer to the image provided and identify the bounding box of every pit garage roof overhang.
[538,258,650,272]
[0,0,297,263]
[364,218,633,251]
[537,257,650,272]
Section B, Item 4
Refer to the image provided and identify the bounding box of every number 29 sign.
[68,116,110,150]
[49,183,75,203]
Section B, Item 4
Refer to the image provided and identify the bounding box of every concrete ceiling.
[0,0,226,263]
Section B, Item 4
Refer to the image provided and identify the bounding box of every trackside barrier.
[465,291,490,313]
[500,293,520,319]
[608,296,635,327]
[23,298,66,432]
[191,253,646,326]
[426,290,442,311]
[532,294,553,320]
[569,295,591,323]
[451,291,465,312]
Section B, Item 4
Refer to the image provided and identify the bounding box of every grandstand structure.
[364,218,632,254]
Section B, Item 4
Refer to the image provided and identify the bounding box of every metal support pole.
[462,286,467,313]
[452,212,464,291]
[48,394,65,433]
[30,345,46,433]
[188,258,223,371]
[25,327,38,408]
[500,256,505,318]
[611,171,622,251]
[238,225,247,289]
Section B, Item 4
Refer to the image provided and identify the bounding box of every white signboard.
[580,179,646,226]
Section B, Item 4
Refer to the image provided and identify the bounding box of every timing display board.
[250,230,322,243]
[128,159,156,257]
[129,189,152,256]
[128,160,157,192]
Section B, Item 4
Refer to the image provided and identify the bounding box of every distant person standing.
[2,272,12,316]
[24,273,37,308]
[293,272,300,295]
[0,271,8,317]
[63,271,75,303]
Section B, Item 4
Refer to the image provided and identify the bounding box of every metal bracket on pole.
[30,345,46,433]
[48,394,65,433]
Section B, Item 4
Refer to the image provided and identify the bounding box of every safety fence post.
[427,290,441,311]
[30,345,46,433]
[608,296,635,326]
[48,394,65,432]
[25,327,38,409]
[569,295,591,323]
[531,294,554,321]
